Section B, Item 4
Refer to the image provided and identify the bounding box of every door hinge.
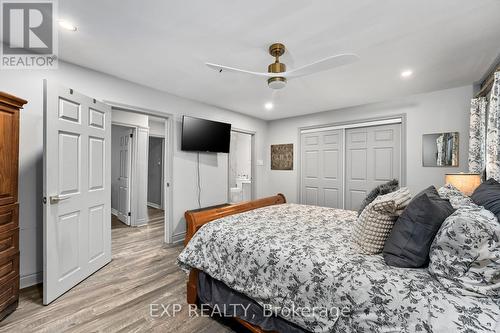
[128,212,131,216]
[130,133,133,138]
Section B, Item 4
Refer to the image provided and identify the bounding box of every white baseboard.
[111,208,118,216]
[147,202,162,209]
[20,272,42,289]
[134,218,148,227]
[172,232,186,244]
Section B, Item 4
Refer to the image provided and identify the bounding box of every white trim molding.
[300,117,402,134]
[172,232,186,244]
[147,202,162,209]
[20,272,42,289]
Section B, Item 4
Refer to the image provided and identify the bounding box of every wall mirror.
[422,132,459,167]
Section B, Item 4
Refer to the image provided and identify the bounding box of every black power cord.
[197,152,201,208]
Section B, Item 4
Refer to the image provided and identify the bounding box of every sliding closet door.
[301,130,343,208]
[345,124,401,211]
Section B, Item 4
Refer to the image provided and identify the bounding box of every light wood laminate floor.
[0,208,236,333]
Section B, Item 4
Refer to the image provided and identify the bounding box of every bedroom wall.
[264,85,473,202]
[0,61,268,287]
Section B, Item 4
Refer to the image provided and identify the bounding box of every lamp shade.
[445,173,481,196]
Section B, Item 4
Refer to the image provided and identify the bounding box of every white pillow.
[352,187,412,255]
[437,183,477,209]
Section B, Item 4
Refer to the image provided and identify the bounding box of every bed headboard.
[184,193,286,246]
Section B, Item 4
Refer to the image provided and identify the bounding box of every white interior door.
[117,129,132,224]
[43,80,111,305]
[345,124,401,210]
[300,130,344,208]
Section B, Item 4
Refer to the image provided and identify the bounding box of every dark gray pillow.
[471,178,500,221]
[383,186,455,268]
[357,179,399,216]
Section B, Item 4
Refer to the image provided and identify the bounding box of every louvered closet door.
[345,124,401,211]
[301,130,343,208]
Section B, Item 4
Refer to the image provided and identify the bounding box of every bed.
[177,194,500,333]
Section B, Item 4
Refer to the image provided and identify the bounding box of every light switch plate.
[256,159,264,166]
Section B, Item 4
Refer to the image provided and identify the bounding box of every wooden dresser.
[0,92,26,321]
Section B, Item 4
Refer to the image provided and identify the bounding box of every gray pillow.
[471,178,500,222]
[383,186,455,268]
[357,179,399,216]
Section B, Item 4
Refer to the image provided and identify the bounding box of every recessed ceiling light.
[58,20,77,31]
[264,102,274,110]
[400,69,413,78]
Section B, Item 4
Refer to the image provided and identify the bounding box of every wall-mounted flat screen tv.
[181,116,231,153]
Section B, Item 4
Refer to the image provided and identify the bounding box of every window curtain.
[486,72,500,181]
[469,72,500,181]
[468,97,487,173]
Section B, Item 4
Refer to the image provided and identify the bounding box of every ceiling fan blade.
[285,53,359,78]
[206,63,273,77]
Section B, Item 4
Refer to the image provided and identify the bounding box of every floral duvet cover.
[177,203,500,333]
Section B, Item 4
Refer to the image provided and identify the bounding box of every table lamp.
[445,173,481,196]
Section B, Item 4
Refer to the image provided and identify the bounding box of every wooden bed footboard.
[184,194,286,332]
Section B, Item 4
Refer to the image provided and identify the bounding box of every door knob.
[49,195,70,204]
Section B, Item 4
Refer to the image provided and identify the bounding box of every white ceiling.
[58,0,500,120]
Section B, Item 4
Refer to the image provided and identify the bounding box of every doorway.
[107,104,173,244]
[228,130,254,203]
[148,137,164,209]
[42,81,174,305]
[146,116,166,227]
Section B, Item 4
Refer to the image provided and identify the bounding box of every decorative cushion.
[429,206,500,298]
[471,178,500,222]
[353,187,411,254]
[438,183,476,209]
[357,179,399,216]
[383,186,455,268]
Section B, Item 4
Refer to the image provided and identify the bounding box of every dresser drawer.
[0,253,18,286]
[0,228,18,258]
[0,204,18,234]
[0,275,19,314]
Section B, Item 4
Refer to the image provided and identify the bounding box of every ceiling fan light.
[268,77,287,89]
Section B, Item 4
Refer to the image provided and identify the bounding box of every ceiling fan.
[206,43,359,90]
